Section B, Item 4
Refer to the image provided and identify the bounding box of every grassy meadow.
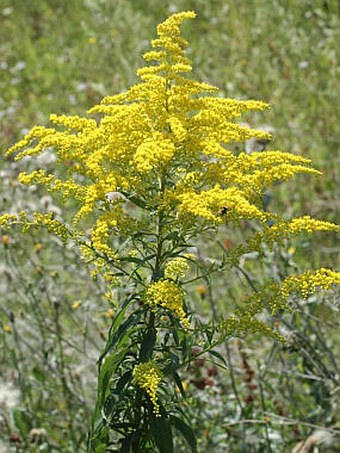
[0,1,339,451]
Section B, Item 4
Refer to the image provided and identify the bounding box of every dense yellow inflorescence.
[226,216,339,266]
[0,214,17,226]
[164,257,190,280]
[280,268,340,299]
[5,10,323,240]
[2,11,339,325]
[132,361,162,415]
[240,268,340,317]
[145,279,190,329]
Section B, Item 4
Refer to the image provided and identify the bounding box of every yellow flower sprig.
[280,268,340,300]
[5,11,332,261]
[145,279,190,329]
[237,268,340,317]
[132,361,162,415]
[164,257,191,280]
[227,216,339,266]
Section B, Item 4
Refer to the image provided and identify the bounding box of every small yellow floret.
[4,325,13,334]
[164,257,190,280]
[132,361,162,415]
[0,214,17,227]
[281,268,340,299]
[105,308,115,318]
[145,279,189,329]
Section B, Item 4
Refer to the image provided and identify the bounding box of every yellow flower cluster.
[228,216,339,266]
[218,313,284,342]
[0,211,70,241]
[4,11,338,284]
[267,216,339,240]
[18,169,54,186]
[177,185,267,223]
[31,213,70,240]
[145,279,189,329]
[134,133,175,173]
[90,213,118,259]
[6,10,314,238]
[218,268,339,341]
[164,257,190,280]
[281,268,340,299]
[18,170,85,201]
[0,213,17,227]
[132,361,162,415]
[238,268,339,317]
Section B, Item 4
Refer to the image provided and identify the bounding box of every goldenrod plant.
[2,11,339,452]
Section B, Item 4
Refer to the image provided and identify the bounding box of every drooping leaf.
[88,423,109,453]
[120,192,147,209]
[105,299,134,346]
[120,253,156,264]
[140,327,157,362]
[99,308,143,364]
[149,407,174,453]
[115,370,133,395]
[121,432,133,453]
[98,345,130,409]
[170,415,197,453]
[173,372,186,398]
[209,349,229,369]
[163,353,180,376]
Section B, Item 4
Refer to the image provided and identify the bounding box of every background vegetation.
[1,0,339,451]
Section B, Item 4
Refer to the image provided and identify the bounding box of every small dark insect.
[220,206,228,215]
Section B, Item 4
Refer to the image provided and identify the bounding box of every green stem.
[152,176,165,282]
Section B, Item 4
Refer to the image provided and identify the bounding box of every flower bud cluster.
[132,361,162,415]
[145,279,189,329]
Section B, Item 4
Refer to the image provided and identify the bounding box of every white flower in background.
[0,381,20,409]
[36,149,57,165]
[298,60,309,69]
[105,191,126,202]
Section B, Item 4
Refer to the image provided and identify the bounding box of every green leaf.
[172,327,179,346]
[170,415,197,453]
[103,393,118,419]
[140,327,157,362]
[163,353,180,376]
[99,308,143,364]
[106,298,134,342]
[115,370,133,395]
[120,253,156,264]
[205,328,214,345]
[149,407,174,453]
[173,372,186,398]
[88,423,109,453]
[121,433,133,453]
[93,445,107,453]
[32,366,46,382]
[120,191,147,209]
[163,231,179,241]
[209,350,229,369]
[13,409,31,439]
[97,344,130,414]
